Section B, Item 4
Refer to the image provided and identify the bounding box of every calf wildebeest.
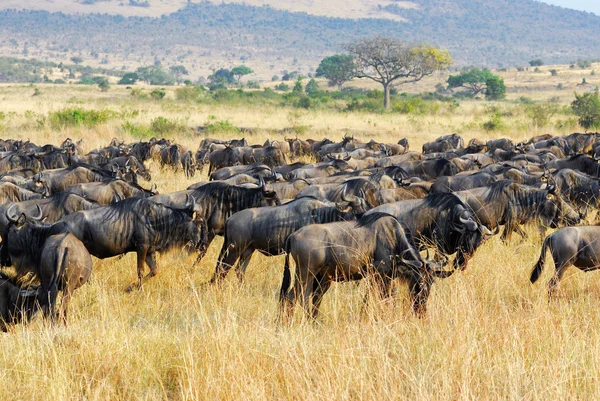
[280,213,453,320]
[367,193,490,270]
[210,196,366,283]
[60,197,206,290]
[530,226,600,298]
[456,181,581,242]
[1,207,92,323]
[0,273,39,331]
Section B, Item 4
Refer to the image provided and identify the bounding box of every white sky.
[539,0,600,14]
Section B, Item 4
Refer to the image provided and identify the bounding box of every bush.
[205,118,240,134]
[175,85,203,102]
[571,91,600,131]
[121,121,154,139]
[150,116,188,135]
[346,98,384,113]
[526,103,559,128]
[482,114,505,132]
[529,59,544,67]
[118,72,139,85]
[485,76,506,100]
[150,89,166,101]
[48,108,116,129]
[550,69,558,76]
[274,83,289,92]
[393,97,440,115]
[296,96,312,109]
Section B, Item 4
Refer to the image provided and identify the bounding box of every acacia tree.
[315,54,355,90]
[230,65,253,85]
[345,36,452,109]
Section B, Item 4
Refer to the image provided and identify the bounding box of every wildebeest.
[0,182,44,204]
[456,180,581,242]
[280,213,453,320]
[31,165,116,195]
[0,207,92,323]
[530,226,600,298]
[367,193,489,270]
[65,179,158,205]
[60,197,206,289]
[0,273,39,331]
[430,171,497,193]
[210,196,365,283]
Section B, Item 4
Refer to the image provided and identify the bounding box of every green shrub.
[150,116,188,135]
[48,108,116,129]
[274,83,289,92]
[346,98,384,113]
[122,121,154,139]
[150,89,166,101]
[482,114,505,132]
[572,91,600,131]
[205,118,240,134]
[175,85,204,102]
[526,103,559,128]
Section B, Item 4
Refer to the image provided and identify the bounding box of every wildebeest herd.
[0,132,598,329]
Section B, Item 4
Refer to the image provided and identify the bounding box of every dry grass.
[0,80,598,400]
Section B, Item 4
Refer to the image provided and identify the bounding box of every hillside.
[0,1,599,80]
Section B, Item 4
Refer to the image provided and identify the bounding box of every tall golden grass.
[0,81,598,400]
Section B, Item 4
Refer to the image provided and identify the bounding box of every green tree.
[70,56,83,65]
[230,65,253,85]
[448,69,493,95]
[169,65,189,83]
[529,59,544,67]
[98,79,110,92]
[571,91,600,131]
[305,78,319,95]
[345,36,452,109]
[208,68,234,86]
[485,75,506,100]
[136,66,175,85]
[118,72,139,85]
[315,54,355,90]
[292,76,304,95]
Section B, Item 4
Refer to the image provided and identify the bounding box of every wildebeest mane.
[423,193,465,211]
[191,182,273,217]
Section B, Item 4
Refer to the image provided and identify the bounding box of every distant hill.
[1,1,599,80]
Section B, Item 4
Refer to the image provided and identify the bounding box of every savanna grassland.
[1,68,600,400]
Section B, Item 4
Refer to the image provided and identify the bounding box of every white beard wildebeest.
[60,197,206,290]
[280,213,453,321]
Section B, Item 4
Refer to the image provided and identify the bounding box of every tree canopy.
[230,65,253,84]
[572,91,600,131]
[345,36,452,109]
[315,54,355,90]
[447,68,506,100]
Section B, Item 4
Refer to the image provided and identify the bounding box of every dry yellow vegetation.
[0,72,599,400]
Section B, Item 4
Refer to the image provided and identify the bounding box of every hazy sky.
[539,0,600,14]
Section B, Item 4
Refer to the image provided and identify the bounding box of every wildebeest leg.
[515,226,528,239]
[58,284,71,325]
[409,274,432,317]
[209,240,240,284]
[548,261,571,299]
[195,231,216,263]
[127,249,149,291]
[234,248,255,282]
[145,252,158,279]
[295,268,315,320]
[310,275,331,320]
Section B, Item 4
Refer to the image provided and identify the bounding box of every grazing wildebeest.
[280,213,453,320]
[530,226,600,298]
[60,197,206,290]
[367,193,490,270]
[456,180,581,242]
[0,273,39,331]
[0,207,92,323]
[210,196,366,283]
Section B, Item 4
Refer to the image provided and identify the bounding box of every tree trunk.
[383,82,391,110]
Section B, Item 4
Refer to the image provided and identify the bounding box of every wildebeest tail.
[45,247,69,315]
[530,236,550,284]
[279,237,292,303]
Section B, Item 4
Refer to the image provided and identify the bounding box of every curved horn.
[459,212,478,232]
[31,205,43,221]
[5,204,18,223]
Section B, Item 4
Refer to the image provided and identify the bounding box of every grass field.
[0,76,599,400]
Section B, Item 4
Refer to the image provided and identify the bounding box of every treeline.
[0,56,126,83]
[1,0,600,71]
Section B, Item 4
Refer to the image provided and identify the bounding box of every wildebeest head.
[541,185,581,228]
[0,204,44,267]
[335,184,368,216]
